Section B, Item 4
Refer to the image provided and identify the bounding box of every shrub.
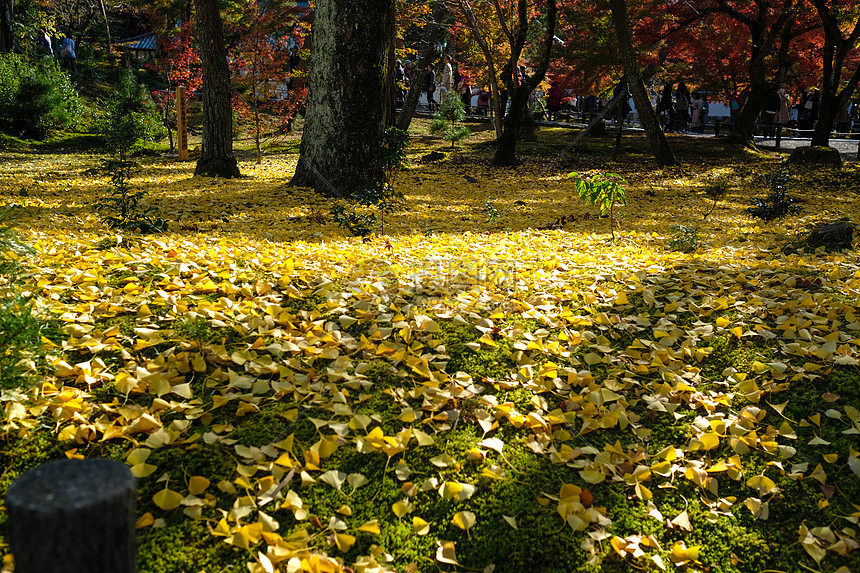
[95,70,167,233]
[747,165,801,221]
[668,224,703,253]
[0,54,84,139]
[430,94,470,147]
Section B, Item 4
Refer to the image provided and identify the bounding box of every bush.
[430,94,470,147]
[0,54,84,139]
[747,165,801,221]
[95,70,166,233]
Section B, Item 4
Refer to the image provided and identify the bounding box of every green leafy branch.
[568,171,627,239]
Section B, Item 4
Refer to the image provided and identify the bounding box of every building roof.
[113,32,158,52]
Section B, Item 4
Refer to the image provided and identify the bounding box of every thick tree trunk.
[292,0,395,197]
[493,86,530,166]
[0,0,12,53]
[726,55,768,146]
[609,0,675,166]
[194,0,240,178]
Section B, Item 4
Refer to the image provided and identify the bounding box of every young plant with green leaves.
[330,128,410,236]
[568,171,627,239]
[95,70,166,233]
[703,179,728,220]
[430,93,470,148]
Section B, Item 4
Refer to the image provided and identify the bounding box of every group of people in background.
[34,29,76,71]
[395,53,858,140]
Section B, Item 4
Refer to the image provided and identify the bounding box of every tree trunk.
[726,54,768,146]
[291,0,395,197]
[492,0,557,166]
[609,0,675,166]
[396,38,441,131]
[809,2,860,148]
[493,85,529,166]
[0,0,12,53]
[194,0,240,178]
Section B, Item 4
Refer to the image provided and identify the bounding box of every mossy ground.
[0,127,859,573]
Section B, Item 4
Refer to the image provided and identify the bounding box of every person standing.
[440,56,453,100]
[659,83,675,131]
[425,63,437,112]
[59,36,76,72]
[775,87,791,147]
[546,80,561,121]
[690,92,704,133]
[729,91,742,130]
[457,74,472,113]
[797,88,813,135]
[836,98,852,137]
[674,81,690,132]
[404,60,414,87]
[394,60,405,109]
[763,88,780,139]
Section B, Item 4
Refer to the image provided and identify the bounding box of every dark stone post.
[6,459,136,573]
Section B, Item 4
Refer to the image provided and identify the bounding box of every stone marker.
[6,458,136,573]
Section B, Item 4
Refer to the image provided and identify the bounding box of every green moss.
[137,515,247,573]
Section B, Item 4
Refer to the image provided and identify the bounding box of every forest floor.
[0,123,859,573]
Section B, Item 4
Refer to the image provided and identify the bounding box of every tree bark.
[1,0,13,52]
[609,0,675,166]
[194,0,240,178]
[492,0,557,166]
[291,0,395,197]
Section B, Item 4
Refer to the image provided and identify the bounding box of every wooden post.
[177,86,188,160]
[6,458,136,573]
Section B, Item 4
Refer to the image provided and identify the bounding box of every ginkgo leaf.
[357,520,379,534]
[671,510,692,531]
[746,475,778,496]
[153,487,184,511]
[451,511,476,531]
[347,473,368,490]
[188,475,210,495]
[502,515,518,529]
[392,499,413,518]
[334,533,355,553]
[479,437,504,453]
[436,541,458,565]
[412,517,431,535]
[319,470,347,491]
[130,463,158,478]
[579,469,606,484]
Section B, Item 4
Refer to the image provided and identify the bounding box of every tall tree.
[609,0,675,165]
[450,0,505,139]
[0,0,12,53]
[650,0,804,147]
[194,0,241,178]
[809,0,860,148]
[291,0,395,197]
[492,0,558,166]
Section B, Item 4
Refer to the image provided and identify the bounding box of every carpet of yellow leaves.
[1,137,860,573]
